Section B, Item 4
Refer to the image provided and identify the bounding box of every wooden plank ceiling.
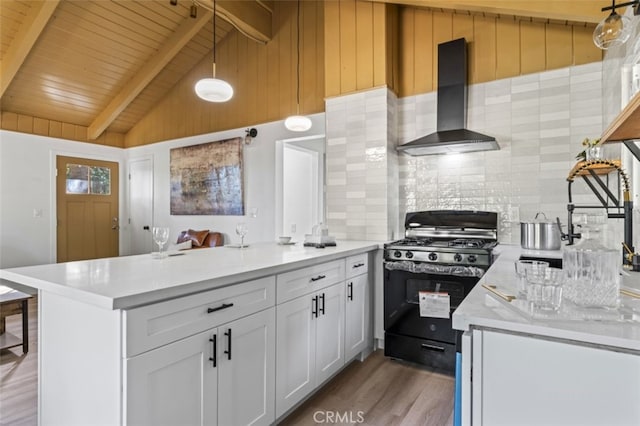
[0,0,271,137]
[0,0,607,140]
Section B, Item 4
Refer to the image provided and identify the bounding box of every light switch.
[33,208,43,218]
[291,224,296,233]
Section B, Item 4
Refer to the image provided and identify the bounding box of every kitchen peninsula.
[453,245,640,426]
[0,241,379,426]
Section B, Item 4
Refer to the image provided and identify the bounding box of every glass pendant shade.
[194,77,233,102]
[593,11,632,49]
[284,114,312,132]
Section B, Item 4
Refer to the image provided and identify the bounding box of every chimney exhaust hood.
[397,38,499,156]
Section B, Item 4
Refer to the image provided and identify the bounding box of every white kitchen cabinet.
[469,329,640,426]
[275,282,345,418]
[126,328,219,426]
[218,308,275,426]
[125,307,275,426]
[345,273,369,361]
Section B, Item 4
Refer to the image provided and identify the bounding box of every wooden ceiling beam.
[199,0,272,44]
[368,0,606,25]
[87,10,212,140]
[0,0,60,98]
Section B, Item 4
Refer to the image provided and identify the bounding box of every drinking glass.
[152,227,170,259]
[236,222,248,248]
[514,260,548,297]
[526,267,564,311]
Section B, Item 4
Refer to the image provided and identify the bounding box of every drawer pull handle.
[353,263,365,268]
[310,274,326,282]
[224,329,232,360]
[207,303,234,314]
[348,282,353,301]
[312,296,318,318]
[208,334,217,367]
[421,343,445,353]
[319,293,325,315]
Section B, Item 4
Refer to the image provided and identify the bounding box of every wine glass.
[152,227,170,258]
[235,222,248,248]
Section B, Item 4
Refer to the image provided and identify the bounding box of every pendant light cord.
[212,0,217,76]
[296,0,301,115]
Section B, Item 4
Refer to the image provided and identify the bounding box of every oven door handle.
[421,343,445,352]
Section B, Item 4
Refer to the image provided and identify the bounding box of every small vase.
[586,146,601,161]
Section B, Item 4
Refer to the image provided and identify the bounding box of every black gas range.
[383,210,498,372]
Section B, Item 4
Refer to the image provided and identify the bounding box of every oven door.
[383,263,480,343]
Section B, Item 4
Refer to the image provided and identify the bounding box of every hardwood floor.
[0,299,454,426]
[0,296,38,426]
[280,351,455,426]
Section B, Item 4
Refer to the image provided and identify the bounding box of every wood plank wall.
[0,111,124,147]
[125,0,324,147]
[395,7,602,97]
[1,0,603,147]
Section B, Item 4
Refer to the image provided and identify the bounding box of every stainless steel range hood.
[397,38,499,156]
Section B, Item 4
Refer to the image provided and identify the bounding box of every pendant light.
[284,0,312,132]
[195,0,233,102]
[593,0,639,50]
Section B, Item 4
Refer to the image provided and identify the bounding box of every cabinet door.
[345,274,369,361]
[275,295,316,418]
[126,329,218,426]
[315,282,345,385]
[218,308,275,426]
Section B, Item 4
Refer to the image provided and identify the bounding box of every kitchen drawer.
[276,259,345,304]
[124,276,275,357]
[345,253,368,279]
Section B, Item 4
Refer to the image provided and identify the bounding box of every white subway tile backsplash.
[326,64,605,244]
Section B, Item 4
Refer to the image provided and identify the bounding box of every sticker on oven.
[419,291,450,319]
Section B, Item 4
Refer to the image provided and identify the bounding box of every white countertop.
[0,240,380,310]
[453,244,640,351]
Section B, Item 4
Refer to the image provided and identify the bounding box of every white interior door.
[128,157,153,255]
[275,135,325,242]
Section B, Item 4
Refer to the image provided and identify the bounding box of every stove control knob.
[405,251,414,259]
[428,252,438,261]
[468,255,477,263]
[453,253,463,262]
[394,250,402,258]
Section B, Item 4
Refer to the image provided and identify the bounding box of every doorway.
[56,156,119,262]
[128,157,154,255]
[276,135,325,242]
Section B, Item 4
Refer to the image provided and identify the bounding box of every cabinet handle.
[320,293,325,315]
[312,296,318,318]
[310,274,326,282]
[207,302,234,314]
[224,329,232,360]
[208,334,217,367]
[353,263,365,268]
[421,343,445,353]
[348,282,353,301]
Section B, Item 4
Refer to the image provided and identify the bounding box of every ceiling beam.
[369,1,606,25]
[87,10,212,140]
[199,0,272,44]
[0,0,60,98]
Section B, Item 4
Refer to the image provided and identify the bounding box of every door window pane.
[66,164,111,195]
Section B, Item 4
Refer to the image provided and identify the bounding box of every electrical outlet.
[291,224,296,233]
[508,206,519,222]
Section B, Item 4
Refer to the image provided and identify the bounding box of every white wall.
[126,114,325,247]
[0,130,125,269]
[0,114,324,270]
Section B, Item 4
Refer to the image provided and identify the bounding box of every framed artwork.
[170,137,244,215]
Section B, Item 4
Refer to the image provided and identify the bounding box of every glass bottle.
[563,214,620,308]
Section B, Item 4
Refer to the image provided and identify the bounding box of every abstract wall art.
[170,137,244,215]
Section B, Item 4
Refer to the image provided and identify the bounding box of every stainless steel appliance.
[384,210,498,372]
